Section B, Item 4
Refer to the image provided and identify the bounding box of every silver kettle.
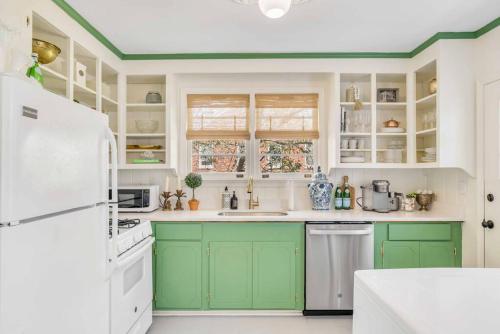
[356,184,374,211]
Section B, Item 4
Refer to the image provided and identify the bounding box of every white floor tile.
[148,315,352,334]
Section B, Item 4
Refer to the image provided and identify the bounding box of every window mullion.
[250,92,257,179]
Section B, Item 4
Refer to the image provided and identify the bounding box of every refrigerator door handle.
[107,203,119,278]
[106,127,118,204]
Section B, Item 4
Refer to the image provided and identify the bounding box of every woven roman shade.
[187,94,250,140]
[255,94,319,139]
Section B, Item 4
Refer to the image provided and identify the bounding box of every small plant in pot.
[184,172,203,211]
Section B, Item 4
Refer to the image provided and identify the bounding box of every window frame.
[180,87,325,181]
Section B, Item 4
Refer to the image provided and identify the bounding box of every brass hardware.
[247,177,260,210]
[295,248,299,256]
[207,247,210,256]
[454,247,457,256]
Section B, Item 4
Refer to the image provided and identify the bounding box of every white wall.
[3,0,492,266]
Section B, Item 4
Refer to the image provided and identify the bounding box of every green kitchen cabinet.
[252,242,296,309]
[154,241,202,309]
[420,241,456,267]
[375,222,462,269]
[208,242,253,309]
[382,241,420,269]
[153,221,304,311]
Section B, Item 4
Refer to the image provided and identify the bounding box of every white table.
[353,268,500,334]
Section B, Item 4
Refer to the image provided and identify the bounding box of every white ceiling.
[66,0,500,54]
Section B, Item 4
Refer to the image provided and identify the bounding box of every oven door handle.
[116,237,155,270]
[308,229,372,236]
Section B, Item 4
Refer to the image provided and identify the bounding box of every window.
[192,139,246,173]
[256,94,319,174]
[186,92,320,177]
[187,94,250,173]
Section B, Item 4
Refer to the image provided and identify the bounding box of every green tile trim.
[51,0,499,60]
[51,0,124,59]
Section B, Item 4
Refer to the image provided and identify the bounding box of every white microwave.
[111,185,160,212]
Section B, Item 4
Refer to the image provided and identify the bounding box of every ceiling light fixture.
[232,0,311,19]
[258,0,291,19]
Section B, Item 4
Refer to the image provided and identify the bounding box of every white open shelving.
[32,12,174,171]
[415,60,438,164]
[125,75,168,169]
[337,72,410,166]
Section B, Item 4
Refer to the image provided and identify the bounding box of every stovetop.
[109,218,141,235]
[109,218,153,256]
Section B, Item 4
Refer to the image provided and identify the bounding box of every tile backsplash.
[117,168,468,212]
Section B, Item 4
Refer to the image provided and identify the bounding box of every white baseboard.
[153,310,303,317]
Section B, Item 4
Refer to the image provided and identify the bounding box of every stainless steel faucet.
[247,177,260,210]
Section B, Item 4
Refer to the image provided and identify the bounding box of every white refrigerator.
[0,74,118,334]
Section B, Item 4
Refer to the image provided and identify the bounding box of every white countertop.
[354,268,500,334]
[119,208,463,222]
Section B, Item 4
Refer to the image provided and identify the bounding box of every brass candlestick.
[174,189,186,211]
[160,191,174,211]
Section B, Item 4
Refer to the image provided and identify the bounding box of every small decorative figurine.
[308,166,334,210]
[160,191,174,211]
[174,189,186,211]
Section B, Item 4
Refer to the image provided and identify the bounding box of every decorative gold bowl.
[416,193,434,211]
[32,39,61,64]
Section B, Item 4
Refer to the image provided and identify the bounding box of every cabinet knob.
[487,194,495,202]
[482,219,494,229]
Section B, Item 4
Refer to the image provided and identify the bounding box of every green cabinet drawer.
[155,223,202,240]
[388,224,451,241]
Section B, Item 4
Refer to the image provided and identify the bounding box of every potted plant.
[184,172,202,211]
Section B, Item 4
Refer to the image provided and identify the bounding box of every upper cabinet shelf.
[337,72,409,166]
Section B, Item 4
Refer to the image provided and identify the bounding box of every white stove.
[110,218,153,256]
[109,218,154,334]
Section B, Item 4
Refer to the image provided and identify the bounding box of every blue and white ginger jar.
[308,167,333,210]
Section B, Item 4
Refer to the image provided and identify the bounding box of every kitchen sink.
[217,211,288,217]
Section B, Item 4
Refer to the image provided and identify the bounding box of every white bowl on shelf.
[135,120,159,133]
[341,156,365,163]
[380,127,406,133]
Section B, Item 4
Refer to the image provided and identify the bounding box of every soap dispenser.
[230,191,238,210]
[222,186,231,210]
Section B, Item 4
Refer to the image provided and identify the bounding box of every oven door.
[111,237,154,334]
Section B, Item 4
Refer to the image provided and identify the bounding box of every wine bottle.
[342,179,351,210]
[334,186,343,210]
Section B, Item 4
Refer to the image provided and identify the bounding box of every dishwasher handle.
[308,229,372,236]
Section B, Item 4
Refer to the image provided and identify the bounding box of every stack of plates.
[421,147,436,162]
[380,127,406,133]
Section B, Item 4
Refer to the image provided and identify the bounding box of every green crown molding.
[52,0,499,61]
[52,0,124,58]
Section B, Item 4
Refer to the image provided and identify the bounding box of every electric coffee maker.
[357,180,397,213]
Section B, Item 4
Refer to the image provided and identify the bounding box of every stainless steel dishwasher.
[304,222,374,315]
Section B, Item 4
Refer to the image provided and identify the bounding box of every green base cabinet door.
[209,242,253,309]
[155,241,202,309]
[382,241,420,269]
[420,241,456,267]
[253,242,296,309]
[375,222,462,269]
